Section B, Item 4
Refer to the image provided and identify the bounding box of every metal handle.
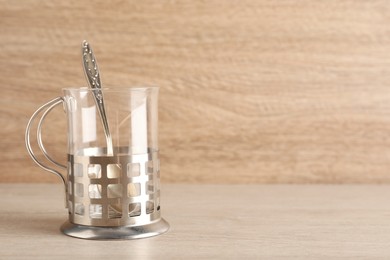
[25,97,68,199]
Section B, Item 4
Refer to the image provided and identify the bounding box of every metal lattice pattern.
[67,148,161,227]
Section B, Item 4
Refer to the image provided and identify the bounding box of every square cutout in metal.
[75,203,84,216]
[127,163,140,177]
[146,161,153,175]
[74,183,84,197]
[107,164,121,179]
[68,181,72,195]
[68,162,72,176]
[107,184,122,198]
[68,201,73,214]
[108,204,122,219]
[128,203,141,217]
[155,178,160,192]
[128,183,140,197]
[74,163,83,177]
[146,201,154,214]
[89,184,102,198]
[87,164,101,179]
[89,204,102,219]
[146,180,154,194]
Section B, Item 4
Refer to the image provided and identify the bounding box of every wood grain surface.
[1,184,390,258]
[1,0,390,183]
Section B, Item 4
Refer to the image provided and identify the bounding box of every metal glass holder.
[25,93,168,240]
[61,147,169,240]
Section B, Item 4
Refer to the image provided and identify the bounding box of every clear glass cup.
[25,86,168,238]
[63,87,158,157]
[63,87,159,219]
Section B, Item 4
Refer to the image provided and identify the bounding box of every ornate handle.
[25,97,68,206]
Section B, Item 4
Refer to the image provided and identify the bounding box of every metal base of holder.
[60,219,169,240]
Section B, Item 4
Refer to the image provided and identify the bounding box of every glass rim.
[62,86,159,92]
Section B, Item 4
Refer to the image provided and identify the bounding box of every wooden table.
[0,184,389,259]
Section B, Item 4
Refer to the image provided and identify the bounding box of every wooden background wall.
[2,0,390,184]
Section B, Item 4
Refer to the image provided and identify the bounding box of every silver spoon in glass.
[82,40,114,156]
[81,41,139,214]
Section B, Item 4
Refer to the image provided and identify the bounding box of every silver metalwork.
[61,146,169,239]
[82,40,113,156]
[37,99,67,170]
[25,100,169,239]
[25,97,67,192]
[25,44,168,239]
[60,218,169,240]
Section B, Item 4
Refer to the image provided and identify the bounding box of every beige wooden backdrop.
[1,0,390,184]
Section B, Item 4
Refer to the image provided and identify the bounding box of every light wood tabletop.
[0,184,389,259]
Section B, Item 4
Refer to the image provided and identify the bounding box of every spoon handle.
[82,41,113,156]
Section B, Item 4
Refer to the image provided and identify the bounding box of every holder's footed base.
[60,219,169,240]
